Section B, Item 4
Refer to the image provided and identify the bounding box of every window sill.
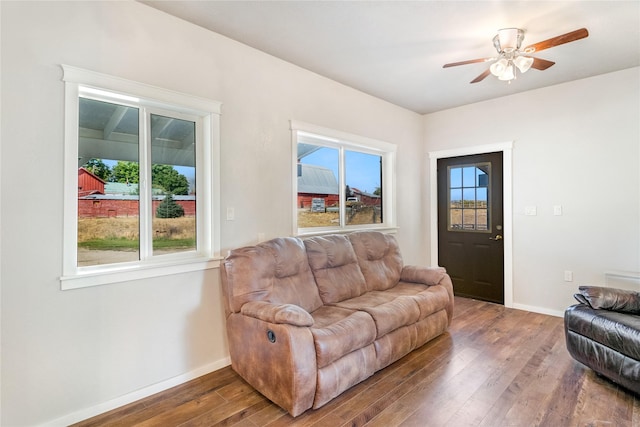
[60,256,222,290]
[296,225,399,239]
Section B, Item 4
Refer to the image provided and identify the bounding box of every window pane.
[345,150,382,225]
[476,209,488,230]
[463,188,475,207]
[477,187,488,207]
[151,114,196,255]
[462,167,476,187]
[450,189,462,207]
[476,166,489,187]
[463,208,476,230]
[450,167,462,188]
[77,98,139,266]
[450,208,462,229]
[297,144,339,228]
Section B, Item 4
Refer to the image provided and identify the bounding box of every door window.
[448,163,490,231]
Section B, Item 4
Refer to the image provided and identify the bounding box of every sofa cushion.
[222,237,323,314]
[565,304,640,361]
[310,305,377,368]
[330,290,396,311]
[328,290,421,338]
[332,282,450,333]
[348,231,403,291]
[304,235,368,303]
[387,282,452,320]
[360,295,421,337]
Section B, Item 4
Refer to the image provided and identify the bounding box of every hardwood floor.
[74,297,640,426]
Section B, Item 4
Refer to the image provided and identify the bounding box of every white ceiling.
[142,1,640,114]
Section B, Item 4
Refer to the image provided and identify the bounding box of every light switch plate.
[525,206,537,216]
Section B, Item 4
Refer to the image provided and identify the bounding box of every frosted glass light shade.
[490,59,509,76]
[498,64,515,81]
[514,56,534,73]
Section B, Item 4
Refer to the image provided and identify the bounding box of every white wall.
[0,2,424,425]
[3,1,637,425]
[424,67,640,315]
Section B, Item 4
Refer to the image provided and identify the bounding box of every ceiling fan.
[443,28,589,83]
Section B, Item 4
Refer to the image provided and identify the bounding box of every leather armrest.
[576,286,640,314]
[241,301,314,326]
[400,265,446,286]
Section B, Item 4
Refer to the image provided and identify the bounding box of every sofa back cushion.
[221,237,323,314]
[348,231,403,291]
[304,235,368,304]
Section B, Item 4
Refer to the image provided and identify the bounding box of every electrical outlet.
[564,270,573,282]
[553,205,563,216]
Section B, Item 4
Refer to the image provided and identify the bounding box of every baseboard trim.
[512,302,564,318]
[41,357,232,427]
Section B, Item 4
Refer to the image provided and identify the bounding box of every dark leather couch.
[220,231,454,416]
[564,286,640,394]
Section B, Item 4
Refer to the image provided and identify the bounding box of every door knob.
[489,234,503,241]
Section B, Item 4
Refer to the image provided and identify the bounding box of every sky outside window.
[301,148,381,194]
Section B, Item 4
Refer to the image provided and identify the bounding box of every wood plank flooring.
[74,297,640,426]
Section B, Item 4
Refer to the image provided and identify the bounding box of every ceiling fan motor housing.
[493,28,525,53]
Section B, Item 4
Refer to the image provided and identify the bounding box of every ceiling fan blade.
[523,28,589,53]
[470,69,491,84]
[443,58,494,68]
[530,57,556,70]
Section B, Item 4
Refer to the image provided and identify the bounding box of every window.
[291,121,396,235]
[61,65,221,289]
[448,163,490,231]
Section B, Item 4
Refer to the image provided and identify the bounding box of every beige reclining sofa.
[220,231,454,416]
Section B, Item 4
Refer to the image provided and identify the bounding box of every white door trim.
[428,142,513,308]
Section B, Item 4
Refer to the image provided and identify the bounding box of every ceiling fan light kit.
[443,27,589,84]
[490,28,534,82]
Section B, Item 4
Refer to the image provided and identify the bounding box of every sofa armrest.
[226,312,317,416]
[576,286,640,314]
[401,265,454,323]
[400,265,446,286]
[241,301,314,327]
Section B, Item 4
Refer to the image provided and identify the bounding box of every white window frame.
[291,120,397,236]
[60,65,221,290]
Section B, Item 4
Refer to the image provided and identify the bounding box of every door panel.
[437,152,504,304]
